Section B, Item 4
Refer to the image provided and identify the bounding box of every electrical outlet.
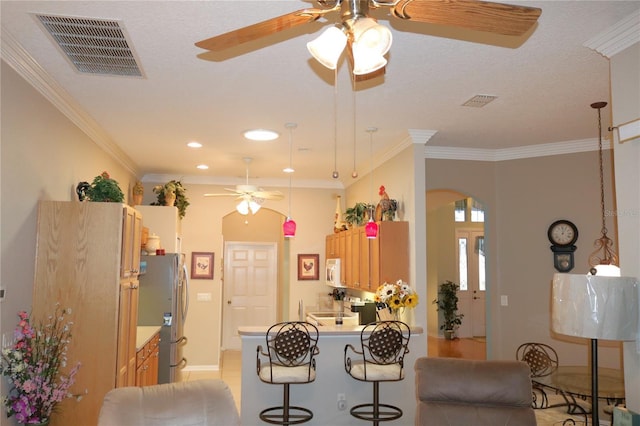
[337,393,346,410]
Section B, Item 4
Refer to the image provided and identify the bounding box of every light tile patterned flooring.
[181,341,608,425]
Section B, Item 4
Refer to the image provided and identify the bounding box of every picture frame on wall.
[297,254,319,281]
[191,252,214,279]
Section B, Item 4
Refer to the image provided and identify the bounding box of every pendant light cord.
[333,67,339,178]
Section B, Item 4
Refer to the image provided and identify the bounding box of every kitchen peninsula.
[239,324,423,425]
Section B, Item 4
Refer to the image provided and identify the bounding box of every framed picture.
[297,254,319,281]
[191,252,214,279]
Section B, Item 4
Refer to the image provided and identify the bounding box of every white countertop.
[238,324,423,336]
[136,325,161,350]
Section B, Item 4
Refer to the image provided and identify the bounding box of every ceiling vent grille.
[35,14,143,77]
[462,95,497,108]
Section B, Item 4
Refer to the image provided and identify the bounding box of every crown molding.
[425,138,611,162]
[1,28,139,175]
[584,9,640,58]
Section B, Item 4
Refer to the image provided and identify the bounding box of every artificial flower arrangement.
[1,305,83,425]
[374,279,419,314]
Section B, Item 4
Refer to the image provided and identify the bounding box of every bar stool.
[344,320,411,425]
[257,321,319,425]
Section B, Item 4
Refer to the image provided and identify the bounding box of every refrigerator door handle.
[182,263,190,323]
[173,336,188,345]
[171,357,187,368]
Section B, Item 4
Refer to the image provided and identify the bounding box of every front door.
[222,242,277,350]
[456,229,486,338]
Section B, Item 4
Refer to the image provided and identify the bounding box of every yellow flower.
[405,293,419,308]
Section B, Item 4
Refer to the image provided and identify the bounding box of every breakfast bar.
[239,324,423,425]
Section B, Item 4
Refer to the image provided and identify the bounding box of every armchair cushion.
[97,379,240,426]
[415,357,535,426]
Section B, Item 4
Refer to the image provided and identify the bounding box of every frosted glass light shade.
[307,26,347,70]
[551,273,639,341]
[236,199,261,215]
[352,46,387,75]
[352,17,392,56]
[283,217,296,238]
[365,219,378,239]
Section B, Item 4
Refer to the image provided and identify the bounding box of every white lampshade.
[307,26,347,70]
[351,45,387,75]
[351,17,392,56]
[551,273,639,341]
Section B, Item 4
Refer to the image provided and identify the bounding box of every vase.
[22,420,49,426]
[164,194,176,207]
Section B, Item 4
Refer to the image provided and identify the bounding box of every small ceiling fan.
[204,157,284,212]
[195,0,542,76]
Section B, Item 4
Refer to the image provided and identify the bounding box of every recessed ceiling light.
[283,167,295,173]
[187,141,203,148]
[196,164,209,170]
[243,129,279,141]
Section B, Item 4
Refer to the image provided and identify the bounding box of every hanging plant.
[151,180,189,219]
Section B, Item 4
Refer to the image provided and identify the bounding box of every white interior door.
[222,242,277,350]
[456,229,486,338]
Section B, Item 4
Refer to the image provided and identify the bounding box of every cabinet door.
[121,206,142,278]
[359,228,371,290]
[349,228,361,288]
[116,281,139,387]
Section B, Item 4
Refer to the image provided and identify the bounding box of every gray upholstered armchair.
[414,357,536,426]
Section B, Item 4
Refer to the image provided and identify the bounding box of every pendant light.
[365,127,378,239]
[588,102,619,276]
[283,123,297,238]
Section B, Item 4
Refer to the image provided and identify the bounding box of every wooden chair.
[344,321,410,425]
[256,322,319,425]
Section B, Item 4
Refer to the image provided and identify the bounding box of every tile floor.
[182,350,242,412]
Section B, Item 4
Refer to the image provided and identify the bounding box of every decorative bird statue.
[377,185,398,221]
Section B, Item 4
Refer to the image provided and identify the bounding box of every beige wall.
[610,41,640,412]
[1,61,139,423]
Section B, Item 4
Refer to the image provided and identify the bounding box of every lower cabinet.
[136,332,160,387]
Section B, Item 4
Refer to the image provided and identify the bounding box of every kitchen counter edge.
[238,324,423,336]
[136,325,161,350]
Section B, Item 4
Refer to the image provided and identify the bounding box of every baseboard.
[183,364,219,372]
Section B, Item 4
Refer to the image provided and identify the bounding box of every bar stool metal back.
[257,321,319,425]
[344,320,411,425]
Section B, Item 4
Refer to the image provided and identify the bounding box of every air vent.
[35,14,143,77]
[462,95,497,108]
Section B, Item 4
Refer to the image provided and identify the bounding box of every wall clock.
[548,220,578,272]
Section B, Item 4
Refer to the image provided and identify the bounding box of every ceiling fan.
[195,0,542,76]
[204,157,284,214]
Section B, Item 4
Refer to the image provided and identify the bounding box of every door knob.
[227,300,231,305]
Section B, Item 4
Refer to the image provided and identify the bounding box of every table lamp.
[551,273,639,426]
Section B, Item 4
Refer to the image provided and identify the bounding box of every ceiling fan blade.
[195,8,327,52]
[391,0,542,36]
[252,191,284,201]
[203,193,238,197]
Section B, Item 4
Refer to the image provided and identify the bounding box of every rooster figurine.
[376,185,398,221]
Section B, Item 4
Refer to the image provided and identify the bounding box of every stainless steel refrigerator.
[138,253,189,383]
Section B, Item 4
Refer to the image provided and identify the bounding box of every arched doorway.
[427,189,487,359]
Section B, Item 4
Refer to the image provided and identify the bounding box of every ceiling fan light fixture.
[236,197,262,215]
[243,129,279,141]
[351,17,392,56]
[351,46,387,75]
[307,26,347,69]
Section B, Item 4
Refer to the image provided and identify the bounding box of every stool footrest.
[259,406,313,425]
[350,403,403,423]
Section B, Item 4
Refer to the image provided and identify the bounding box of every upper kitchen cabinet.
[326,221,408,290]
[32,201,142,426]
[135,205,182,253]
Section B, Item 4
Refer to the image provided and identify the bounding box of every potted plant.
[433,280,464,340]
[344,202,370,228]
[76,171,124,202]
[152,180,189,219]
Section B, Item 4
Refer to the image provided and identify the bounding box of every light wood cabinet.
[32,201,142,426]
[136,333,160,387]
[326,222,408,291]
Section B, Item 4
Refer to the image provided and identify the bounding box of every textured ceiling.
[1,1,638,188]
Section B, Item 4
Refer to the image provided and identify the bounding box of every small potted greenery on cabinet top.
[76,171,124,202]
[151,180,189,219]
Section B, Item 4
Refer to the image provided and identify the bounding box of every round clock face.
[548,220,578,246]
